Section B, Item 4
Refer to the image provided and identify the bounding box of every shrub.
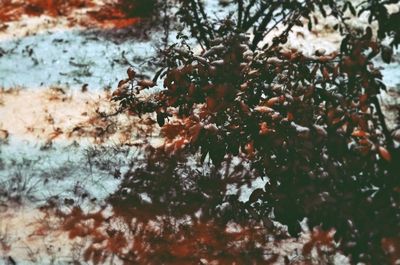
[58,0,400,264]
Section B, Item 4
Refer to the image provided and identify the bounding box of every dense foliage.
[52,0,400,264]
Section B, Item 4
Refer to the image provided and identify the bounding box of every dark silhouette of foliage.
[116,0,158,18]
[51,147,299,264]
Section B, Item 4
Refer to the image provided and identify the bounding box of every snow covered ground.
[0,24,157,90]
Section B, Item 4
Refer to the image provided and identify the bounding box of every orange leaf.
[259,122,269,135]
[137,79,155,88]
[254,106,274,113]
[245,141,255,157]
[267,97,280,107]
[378,146,392,161]
[287,112,294,121]
[352,130,367,137]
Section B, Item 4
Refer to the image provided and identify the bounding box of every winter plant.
[53,0,400,264]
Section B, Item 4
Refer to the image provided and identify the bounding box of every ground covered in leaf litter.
[0,1,399,264]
